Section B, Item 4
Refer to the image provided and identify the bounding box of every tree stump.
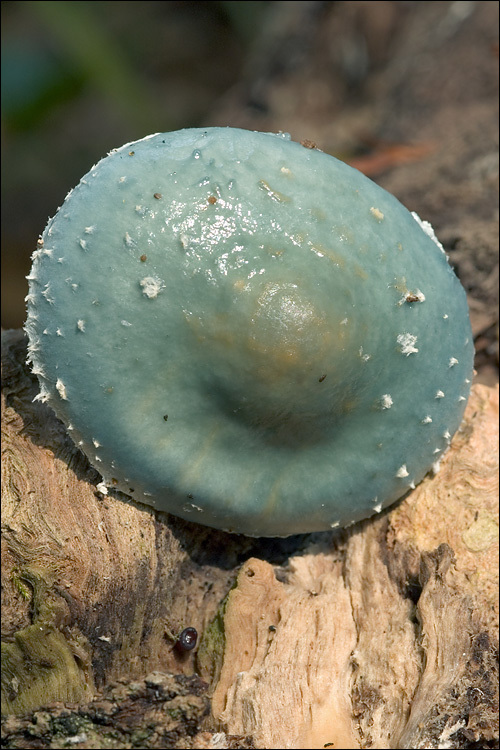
[2,3,499,747]
[1,329,498,748]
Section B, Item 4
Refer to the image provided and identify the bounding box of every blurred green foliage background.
[1,0,270,328]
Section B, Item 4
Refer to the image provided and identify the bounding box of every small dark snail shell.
[175,626,198,652]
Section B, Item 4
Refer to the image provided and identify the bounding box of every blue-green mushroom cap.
[25,128,474,537]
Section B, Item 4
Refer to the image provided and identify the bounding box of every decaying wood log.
[1,328,498,749]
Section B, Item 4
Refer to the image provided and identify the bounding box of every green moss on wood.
[196,586,232,689]
[1,567,94,715]
[1,624,92,714]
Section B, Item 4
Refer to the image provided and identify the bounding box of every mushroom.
[24,128,474,537]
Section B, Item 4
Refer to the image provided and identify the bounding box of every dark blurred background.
[2,1,498,383]
[1,0,272,327]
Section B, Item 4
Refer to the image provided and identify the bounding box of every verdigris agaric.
[25,128,474,537]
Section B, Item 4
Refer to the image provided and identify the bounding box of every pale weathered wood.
[199,384,499,749]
